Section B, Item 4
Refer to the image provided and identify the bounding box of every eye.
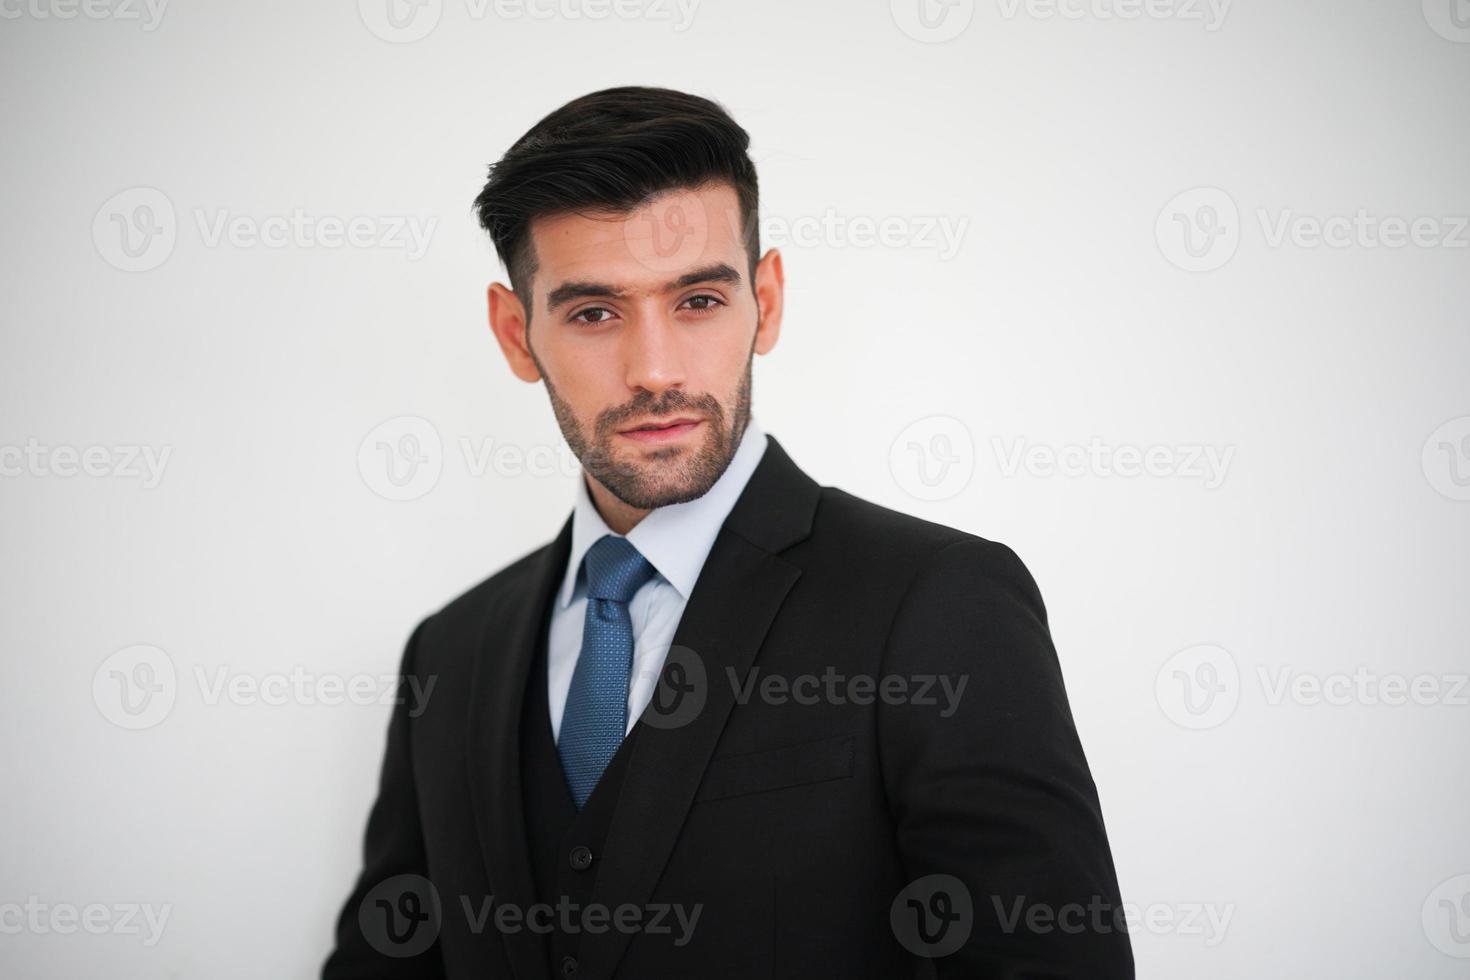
[681,294,725,314]
[570,306,617,325]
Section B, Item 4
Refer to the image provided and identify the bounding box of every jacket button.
[560,955,579,978]
[568,845,594,871]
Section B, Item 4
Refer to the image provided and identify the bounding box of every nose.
[620,307,688,397]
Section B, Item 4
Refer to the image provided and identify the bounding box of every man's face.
[489,181,782,512]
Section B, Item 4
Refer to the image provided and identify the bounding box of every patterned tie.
[558,533,657,810]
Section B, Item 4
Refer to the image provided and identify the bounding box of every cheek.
[687,311,757,366]
[701,328,757,389]
[560,358,618,414]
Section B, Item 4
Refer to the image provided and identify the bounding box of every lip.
[617,417,704,444]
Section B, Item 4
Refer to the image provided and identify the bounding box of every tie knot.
[583,534,656,604]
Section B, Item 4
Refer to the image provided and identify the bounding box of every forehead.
[527,182,747,296]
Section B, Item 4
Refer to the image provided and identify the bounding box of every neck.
[584,473,651,535]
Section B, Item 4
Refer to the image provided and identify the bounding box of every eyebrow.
[544,262,744,313]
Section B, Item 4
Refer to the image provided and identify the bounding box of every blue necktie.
[558,534,656,810]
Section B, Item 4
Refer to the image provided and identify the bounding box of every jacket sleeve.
[877,538,1134,978]
[322,616,447,979]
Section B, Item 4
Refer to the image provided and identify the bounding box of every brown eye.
[572,307,615,325]
[682,295,724,313]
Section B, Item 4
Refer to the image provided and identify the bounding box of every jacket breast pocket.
[693,733,855,803]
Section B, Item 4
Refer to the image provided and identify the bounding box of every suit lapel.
[577,435,821,978]
[466,514,572,980]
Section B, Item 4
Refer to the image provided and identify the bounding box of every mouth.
[617,416,704,445]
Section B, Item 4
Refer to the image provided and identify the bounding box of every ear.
[487,282,541,383]
[752,247,784,356]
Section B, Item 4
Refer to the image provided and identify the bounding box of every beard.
[535,348,754,512]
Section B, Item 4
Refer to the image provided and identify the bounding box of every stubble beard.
[535,349,754,511]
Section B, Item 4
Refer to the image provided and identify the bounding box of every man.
[324,86,1133,979]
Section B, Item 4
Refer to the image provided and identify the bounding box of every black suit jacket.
[323,434,1133,979]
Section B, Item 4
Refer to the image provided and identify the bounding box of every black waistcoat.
[519,598,645,978]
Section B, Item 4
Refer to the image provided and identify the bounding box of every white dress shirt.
[546,415,769,742]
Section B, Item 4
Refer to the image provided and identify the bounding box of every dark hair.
[472,86,760,303]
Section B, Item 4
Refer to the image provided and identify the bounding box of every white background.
[2,0,1468,976]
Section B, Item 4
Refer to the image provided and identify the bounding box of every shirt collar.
[556,415,769,610]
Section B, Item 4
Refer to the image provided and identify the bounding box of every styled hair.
[472,86,760,303]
